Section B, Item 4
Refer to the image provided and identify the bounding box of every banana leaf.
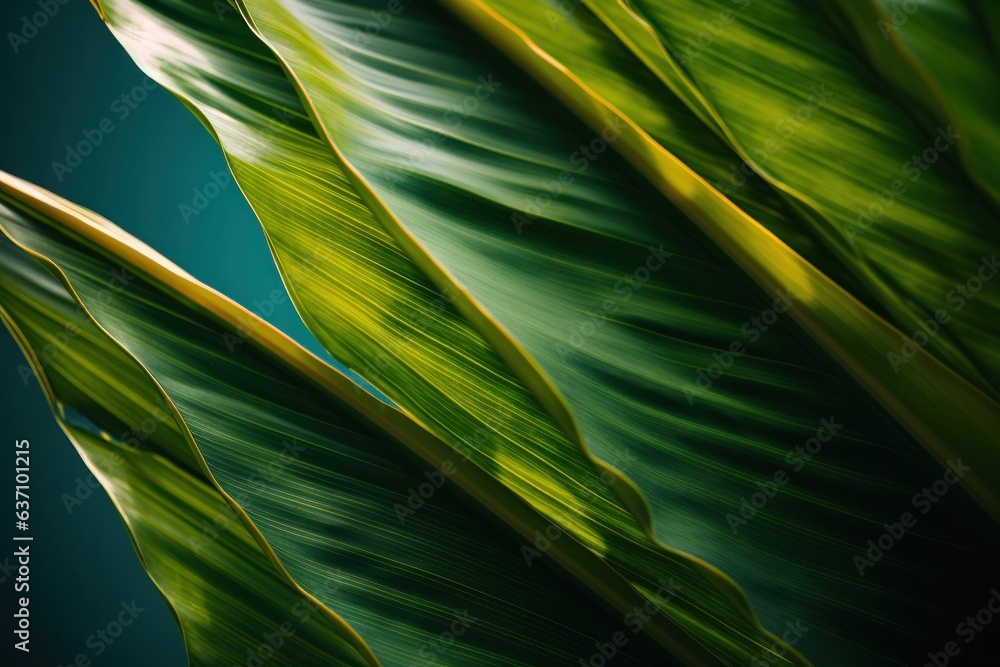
[0,171,684,666]
[76,0,1000,664]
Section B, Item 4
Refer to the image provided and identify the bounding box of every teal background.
[0,0,323,664]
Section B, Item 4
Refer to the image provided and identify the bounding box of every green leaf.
[0,186,376,667]
[567,0,1000,395]
[0,171,686,666]
[826,0,1000,205]
[90,0,806,664]
[88,0,1000,664]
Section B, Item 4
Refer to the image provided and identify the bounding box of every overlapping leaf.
[89,0,814,664]
[826,0,1000,206]
[0,195,375,667]
[0,171,700,665]
[569,0,1000,394]
[81,0,1000,664]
